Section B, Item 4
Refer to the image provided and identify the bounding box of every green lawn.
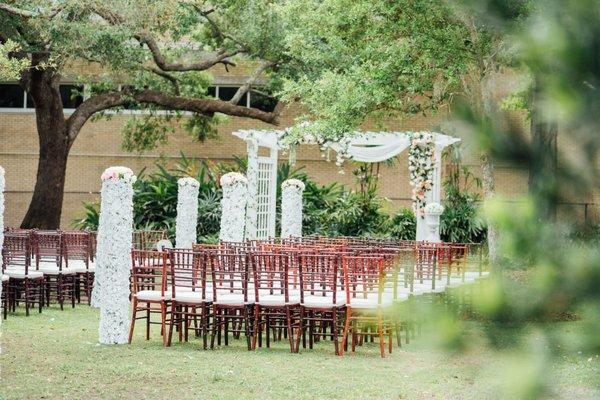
[1,306,598,400]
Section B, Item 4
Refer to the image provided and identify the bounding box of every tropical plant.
[388,208,417,240]
[439,147,487,243]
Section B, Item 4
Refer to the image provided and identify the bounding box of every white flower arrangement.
[100,166,137,184]
[178,176,200,188]
[220,172,248,187]
[175,177,199,248]
[281,178,306,191]
[219,172,248,242]
[408,131,436,216]
[424,202,444,215]
[95,166,134,344]
[281,179,304,238]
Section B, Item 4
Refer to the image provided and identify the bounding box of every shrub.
[388,208,416,240]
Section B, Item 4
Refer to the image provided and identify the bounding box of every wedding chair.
[2,232,44,316]
[298,252,346,355]
[340,255,393,358]
[62,231,94,304]
[129,249,170,345]
[33,230,76,309]
[209,249,254,350]
[166,248,213,347]
[251,250,301,353]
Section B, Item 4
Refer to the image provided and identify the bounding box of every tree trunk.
[480,75,499,263]
[529,77,558,221]
[20,55,70,229]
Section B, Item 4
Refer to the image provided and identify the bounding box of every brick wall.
[0,77,597,228]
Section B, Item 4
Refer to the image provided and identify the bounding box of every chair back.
[2,232,31,273]
[168,248,209,300]
[131,250,168,296]
[209,249,250,303]
[298,253,341,304]
[342,255,385,305]
[62,231,91,270]
[33,230,62,270]
[251,251,295,303]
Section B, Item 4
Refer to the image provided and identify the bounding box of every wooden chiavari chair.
[209,249,254,350]
[166,248,213,348]
[62,231,94,304]
[341,255,393,358]
[129,249,170,345]
[298,252,346,355]
[34,230,76,309]
[2,232,44,316]
[251,251,302,353]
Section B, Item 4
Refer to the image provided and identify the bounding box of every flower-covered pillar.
[175,177,200,248]
[245,138,258,241]
[408,132,436,241]
[96,166,135,344]
[0,166,4,323]
[219,172,248,243]
[280,179,305,238]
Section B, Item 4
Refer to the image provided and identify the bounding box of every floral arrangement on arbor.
[219,172,248,242]
[175,177,199,249]
[408,132,435,217]
[424,202,444,214]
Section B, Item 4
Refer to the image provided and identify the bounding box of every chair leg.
[146,303,151,340]
[251,305,260,350]
[377,312,385,358]
[340,307,352,356]
[129,298,138,344]
[243,305,252,351]
[161,302,168,347]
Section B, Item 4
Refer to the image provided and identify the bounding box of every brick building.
[0,64,597,228]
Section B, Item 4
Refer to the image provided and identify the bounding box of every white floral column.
[96,166,135,345]
[219,172,248,243]
[0,166,4,324]
[175,177,199,248]
[280,179,305,238]
[245,138,258,240]
[408,132,435,241]
[424,202,444,242]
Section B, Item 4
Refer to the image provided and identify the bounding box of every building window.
[0,83,85,110]
[0,84,25,108]
[59,84,84,109]
[208,85,277,111]
[250,90,278,113]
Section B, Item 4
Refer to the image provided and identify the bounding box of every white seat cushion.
[257,294,300,306]
[1,274,8,282]
[135,289,171,301]
[38,266,76,275]
[66,260,95,273]
[301,295,346,308]
[173,290,213,304]
[348,296,393,309]
[214,293,254,306]
[4,270,44,279]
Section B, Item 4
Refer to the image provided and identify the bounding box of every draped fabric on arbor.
[232,129,460,241]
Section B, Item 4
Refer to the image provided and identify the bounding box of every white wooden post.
[219,172,248,243]
[280,179,305,238]
[175,177,199,248]
[245,138,258,241]
[96,166,135,344]
[0,166,4,323]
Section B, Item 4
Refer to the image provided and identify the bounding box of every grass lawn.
[1,305,598,400]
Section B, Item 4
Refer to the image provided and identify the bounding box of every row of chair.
[129,239,488,357]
